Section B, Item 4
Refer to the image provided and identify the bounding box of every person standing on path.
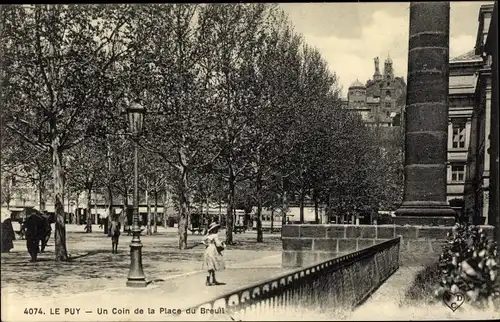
[1,218,15,253]
[109,216,121,254]
[202,222,226,286]
[23,213,51,262]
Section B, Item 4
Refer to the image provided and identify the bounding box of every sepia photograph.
[0,2,499,321]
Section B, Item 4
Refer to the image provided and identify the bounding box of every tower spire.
[373,56,382,81]
[384,52,394,79]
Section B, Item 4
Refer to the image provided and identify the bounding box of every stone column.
[485,2,498,249]
[395,2,456,225]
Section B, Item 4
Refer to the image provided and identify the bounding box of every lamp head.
[126,102,145,135]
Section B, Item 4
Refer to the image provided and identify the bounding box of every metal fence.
[181,237,401,320]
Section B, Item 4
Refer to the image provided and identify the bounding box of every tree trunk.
[38,176,46,212]
[122,191,128,232]
[94,190,98,227]
[270,209,274,232]
[225,167,235,245]
[146,186,151,236]
[86,186,92,233]
[327,193,332,224]
[75,193,80,225]
[52,137,68,261]
[218,197,222,224]
[205,197,210,228]
[314,190,319,224]
[282,177,289,225]
[178,168,189,249]
[105,139,112,235]
[154,190,158,234]
[106,184,113,235]
[299,189,305,224]
[256,169,263,243]
[163,189,168,228]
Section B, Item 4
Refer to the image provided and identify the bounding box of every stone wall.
[282,224,495,267]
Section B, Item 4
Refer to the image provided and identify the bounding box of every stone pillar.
[395,2,456,225]
[485,2,498,249]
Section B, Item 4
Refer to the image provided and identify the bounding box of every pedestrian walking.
[23,213,51,262]
[40,220,51,253]
[1,218,15,253]
[109,216,121,254]
[202,222,225,286]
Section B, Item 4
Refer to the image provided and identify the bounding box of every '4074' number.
[24,308,44,315]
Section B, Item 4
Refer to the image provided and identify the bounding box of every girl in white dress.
[202,222,226,286]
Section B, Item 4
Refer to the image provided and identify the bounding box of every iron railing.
[180,237,401,320]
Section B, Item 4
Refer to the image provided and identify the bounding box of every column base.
[395,202,456,226]
[392,216,455,226]
[126,279,148,288]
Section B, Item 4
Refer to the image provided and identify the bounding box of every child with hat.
[202,221,226,286]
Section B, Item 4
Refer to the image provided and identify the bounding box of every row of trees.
[0,4,403,261]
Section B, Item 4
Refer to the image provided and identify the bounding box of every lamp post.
[126,102,147,288]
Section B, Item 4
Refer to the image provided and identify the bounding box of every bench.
[234,225,246,234]
[189,227,205,235]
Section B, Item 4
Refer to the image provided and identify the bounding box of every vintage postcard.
[1,2,499,321]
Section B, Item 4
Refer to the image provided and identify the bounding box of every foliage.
[1,4,136,260]
[404,262,442,303]
[2,3,403,251]
[434,223,500,307]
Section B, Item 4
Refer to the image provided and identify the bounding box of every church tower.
[384,54,394,80]
[373,57,383,81]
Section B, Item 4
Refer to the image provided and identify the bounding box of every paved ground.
[2,267,290,322]
[5,224,498,321]
[1,225,282,300]
[349,266,500,321]
[1,224,294,321]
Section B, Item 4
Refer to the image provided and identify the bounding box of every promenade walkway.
[2,255,288,322]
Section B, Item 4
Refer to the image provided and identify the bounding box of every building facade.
[447,52,483,203]
[347,3,495,215]
[464,3,496,224]
[346,55,407,127]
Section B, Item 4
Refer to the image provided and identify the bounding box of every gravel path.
[1,227,282,300]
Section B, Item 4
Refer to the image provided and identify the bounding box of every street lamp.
[126,102,147,288]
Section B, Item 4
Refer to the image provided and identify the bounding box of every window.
[452,121,466,148]
[451,165,465,182]
[385,102,391,108]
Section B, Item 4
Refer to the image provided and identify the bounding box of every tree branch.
[4,123,50,152]
[34,9,55,109]
[191,148,223,171]
[138,138,181,171]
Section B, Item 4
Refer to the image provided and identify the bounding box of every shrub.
[434,223,500,307]
[404,262,441,303]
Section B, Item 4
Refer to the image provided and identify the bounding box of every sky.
[280,2,492,97]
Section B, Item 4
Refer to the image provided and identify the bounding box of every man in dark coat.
[1,218,16,253]
[109,216,121,254]
[23,212,51,261]
[40,216,52,253]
